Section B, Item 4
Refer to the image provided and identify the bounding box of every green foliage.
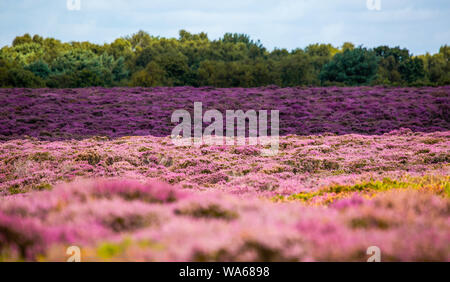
[5,68,45,87]
[24,60,50,79]
[273,176,450,203]
[277,50,313,86]
[130,61,165,87]
[198,60,227,87]
[399,57,425,84]
[305,44,337,84]
[112,57,129,82]
[373,46,414,85]
[12,34,33,47]
[0,31,446,88]
[45,49,127,87]
[97,241,128,259]
[342,42,355,51]
[419,45,450,85]
[319,47,378,85]
[0,67,9,86]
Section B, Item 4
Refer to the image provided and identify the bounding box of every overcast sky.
[0,0,449,55]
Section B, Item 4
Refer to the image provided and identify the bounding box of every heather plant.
[0,87,448,141]
[1,130,448,197]
[0,179,448,262]
[0,86,448,262]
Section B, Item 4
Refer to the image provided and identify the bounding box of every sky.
[0,0,449,55]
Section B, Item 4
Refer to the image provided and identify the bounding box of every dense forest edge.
[0,30,449,88]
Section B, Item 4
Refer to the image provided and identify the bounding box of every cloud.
[0,0,449,54]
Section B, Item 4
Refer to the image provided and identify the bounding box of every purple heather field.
[0,86,449,262]
[0,86,448,140]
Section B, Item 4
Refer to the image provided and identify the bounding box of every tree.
[305,44,338,84]
[153,49,189,85]
[25,60,51,79]
[0,67,9,87]
[48,49,127,87]
[398,57,425,84]
[108,38,133,59]
[320,47,378,85]
[6,68,45,87]
[130,61,165,87]
[198,60,228,87]
[179,30,208,42]
[111,57,129,82]
[0,30,449,88]
[342,42,355,52]
[12,34,33,47]
[125,30,153,51]
[374,46,409,63]
[372,46,411,85]
[431,45,450,85]
[248,59,274,86]
[135,46,155,68]
[277,50,312,86]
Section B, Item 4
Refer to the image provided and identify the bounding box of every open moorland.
[0,87,448,261]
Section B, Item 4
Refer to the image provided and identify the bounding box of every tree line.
[0,30,448,88]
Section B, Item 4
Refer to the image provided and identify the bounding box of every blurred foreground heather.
[0,178,448,262]
[0,131,448,261]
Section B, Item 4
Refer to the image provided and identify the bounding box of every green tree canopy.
[320,47,378,85]
[0,31,446,88]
